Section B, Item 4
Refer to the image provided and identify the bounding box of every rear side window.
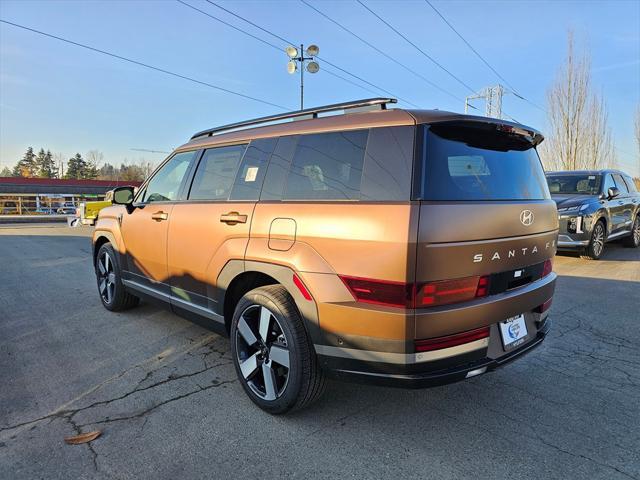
[189,145,247,201]
[613,174,629,194]
[229,138,277,201]
[360,126,414,201]
[283,130,368,200]
[420,126,550,201]
[624,175,638,193]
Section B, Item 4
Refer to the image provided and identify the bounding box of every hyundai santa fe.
[92,98,558,413]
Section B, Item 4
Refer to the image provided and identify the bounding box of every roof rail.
[190,97,397,140]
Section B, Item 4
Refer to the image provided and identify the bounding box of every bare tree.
[539,32,615,171]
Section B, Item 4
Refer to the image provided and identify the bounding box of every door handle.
[151,211,168,221]
[220,212,247,225]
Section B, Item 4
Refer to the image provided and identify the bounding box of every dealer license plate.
[499,314,528,350]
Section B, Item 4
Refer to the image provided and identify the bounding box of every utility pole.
[286,44,320,110]
[465,85,509,119]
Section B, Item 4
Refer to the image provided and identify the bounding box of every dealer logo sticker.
[508,322,521,339]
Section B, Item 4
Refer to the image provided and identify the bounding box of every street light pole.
[286,44,320,110]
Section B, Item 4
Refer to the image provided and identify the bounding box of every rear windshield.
[546,174,601,195]
[419,125,550,201]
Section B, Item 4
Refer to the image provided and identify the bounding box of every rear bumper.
[318,317,550,388]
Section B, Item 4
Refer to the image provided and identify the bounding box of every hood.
[551,194,597,209]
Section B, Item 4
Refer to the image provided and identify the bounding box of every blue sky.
[1,0,639,176]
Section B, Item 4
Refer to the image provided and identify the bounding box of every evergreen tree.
[37,150,58,178]
[12,147,37,177]
[65,153,87,179]
[34,149,46,177]
[84,159,98,179]
[0,166,11,177]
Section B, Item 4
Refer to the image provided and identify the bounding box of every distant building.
[0,177,141,214]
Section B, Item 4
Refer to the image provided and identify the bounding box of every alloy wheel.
[97,251,116,304]
[634,217,640,245]
[592,223,605,257]
[235,305,291,401]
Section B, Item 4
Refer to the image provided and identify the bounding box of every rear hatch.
[414,121,558,337]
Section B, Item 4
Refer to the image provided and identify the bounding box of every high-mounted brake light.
[415,326,490,352]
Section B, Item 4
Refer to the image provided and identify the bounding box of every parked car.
[546,169,640,259]
[56,201,77,215]
[74,191,114,226]
[92,98,557,413]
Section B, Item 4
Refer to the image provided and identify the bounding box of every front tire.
[230,285,325,414]
[581,220,606,260]
[622,215,640,248]
[95,243,139,311]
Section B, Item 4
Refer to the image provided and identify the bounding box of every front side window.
[421,125,550,201]
[624,176,638,193]
[189,145,247,201]
[602,174,616,195]
[283,130,368,200]
[141,151,195,203]
[613,174,629,194]
[546,174,602,195]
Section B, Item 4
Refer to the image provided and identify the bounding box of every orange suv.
[92,98,557,413]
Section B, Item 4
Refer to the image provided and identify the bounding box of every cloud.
[592,59,640,74]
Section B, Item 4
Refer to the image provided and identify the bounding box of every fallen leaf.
[64,430,101,445]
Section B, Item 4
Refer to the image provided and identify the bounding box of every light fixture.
[306,61,319,74]
[285,46,298,58]
[287,60,297,74]
[305,44,319,56]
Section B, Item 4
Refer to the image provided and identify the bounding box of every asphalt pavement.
[1,224,639,479]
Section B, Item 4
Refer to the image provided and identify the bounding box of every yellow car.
[74,191,113,226]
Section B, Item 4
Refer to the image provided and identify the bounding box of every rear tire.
[581,220,606,260]
[622,215,640,248]
[230,285,325,414]
[95,243,139,311]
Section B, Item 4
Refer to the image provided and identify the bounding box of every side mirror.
[112,186,135,205]
[607,187,620,199]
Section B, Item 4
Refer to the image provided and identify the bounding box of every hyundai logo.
[520,210,534,226]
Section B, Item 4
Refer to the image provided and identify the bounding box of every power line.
[300,0,464,105]
[423,0,546,113]
[201,0,421,108]
[356,0,476,94]
[178,0,283,52]
[0,19,290,110]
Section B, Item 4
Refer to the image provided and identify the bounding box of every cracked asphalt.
[1,224,639,479]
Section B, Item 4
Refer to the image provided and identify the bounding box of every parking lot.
[0,224,638,480]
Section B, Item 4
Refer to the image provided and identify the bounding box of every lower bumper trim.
[320,319,551,389]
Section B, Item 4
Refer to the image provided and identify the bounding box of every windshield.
[546,175,601,195]
[420,126,550,201]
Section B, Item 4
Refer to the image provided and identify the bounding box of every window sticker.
[245,166,258,182]
[448,155,490,177]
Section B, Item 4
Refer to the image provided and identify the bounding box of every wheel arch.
[217,260,322,343]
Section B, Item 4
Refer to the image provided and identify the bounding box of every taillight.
[340,274,492,308]
[416,275,490,307]
[537,297,553,313]
[542,259,553,277]
[339,276,413,308]
[415,326,490,352]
